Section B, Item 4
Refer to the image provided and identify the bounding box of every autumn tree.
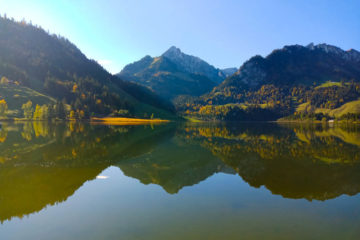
[40,105,49,119]
[72,83,78,93]
[22,100,34,119]
[33,104,42,120]
[69,110,75,120]
[0,99,8,117]
[0,76,9,84]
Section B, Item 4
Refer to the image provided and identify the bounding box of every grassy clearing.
[295,100,360,118]
[296,102,311,112]
[315,99,360,117]
[183,116,204,122]
[315,81,343,89]
[0,84,55,117]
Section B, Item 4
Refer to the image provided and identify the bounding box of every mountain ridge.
[215,43,360,94]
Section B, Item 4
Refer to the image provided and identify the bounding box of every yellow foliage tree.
[22,100,33,119]
[33,104,42,120]
[69,110,75,120]
[0,99,8,117]
[72,84,78,93]
[0,76,9,85]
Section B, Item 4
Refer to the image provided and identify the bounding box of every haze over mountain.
[117,46,236,100]
[220,67,238,78]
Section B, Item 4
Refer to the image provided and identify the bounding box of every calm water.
[0,121,360,239]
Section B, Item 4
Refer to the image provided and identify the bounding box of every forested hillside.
[0,16,175,119]
[178,44,360,121]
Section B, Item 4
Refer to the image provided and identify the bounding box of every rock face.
[225,55,267,88]
[118,46,236,100]
[162,46,225,84]
[307,43,360,62]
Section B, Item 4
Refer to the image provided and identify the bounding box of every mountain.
[0,16,175,119]
[161,46,226,84]
[179,43,360,121]
[217,43,360,92]
[117,46,235,100]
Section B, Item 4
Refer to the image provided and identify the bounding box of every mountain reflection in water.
[0,121,359,222]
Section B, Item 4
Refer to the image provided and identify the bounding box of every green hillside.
[0,83,55,117]
[295,99,360,118]
[0,16,175,120]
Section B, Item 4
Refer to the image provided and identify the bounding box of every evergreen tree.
[55,101,66,119]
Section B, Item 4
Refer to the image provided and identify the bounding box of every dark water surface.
[0,121,360,239]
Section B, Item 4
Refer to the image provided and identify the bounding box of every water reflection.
[181,123,360,201]
[0,121,174,222]
[0,121,359,222]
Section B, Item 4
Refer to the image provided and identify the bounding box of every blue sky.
[0,0,359,73]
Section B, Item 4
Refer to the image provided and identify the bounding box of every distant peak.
[306,42,315,50]
[162,46,183,56]
[141,55,153,60]
[168,46,181,52]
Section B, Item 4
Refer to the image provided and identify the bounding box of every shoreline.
[1,117,359,125]
[277,119,360,124]
[90,117,170,125]
[0,117,170,125]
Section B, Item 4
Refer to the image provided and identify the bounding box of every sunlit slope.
[0,83,56,117]
[0,16,175,118]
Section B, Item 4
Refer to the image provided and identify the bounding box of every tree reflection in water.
[0,121,359,222]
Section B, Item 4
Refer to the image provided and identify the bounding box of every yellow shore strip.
[90,117,170,125]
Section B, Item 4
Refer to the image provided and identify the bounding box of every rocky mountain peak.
[161,46,225,84]
[346,48,360,62]
[305,43,360,62]
[163,46,182,56]
[162,46,202,64]
[315,43,344,55]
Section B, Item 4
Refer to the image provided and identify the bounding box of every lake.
[0,121,360,239]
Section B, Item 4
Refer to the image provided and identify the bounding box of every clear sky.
[0,0,359,73]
